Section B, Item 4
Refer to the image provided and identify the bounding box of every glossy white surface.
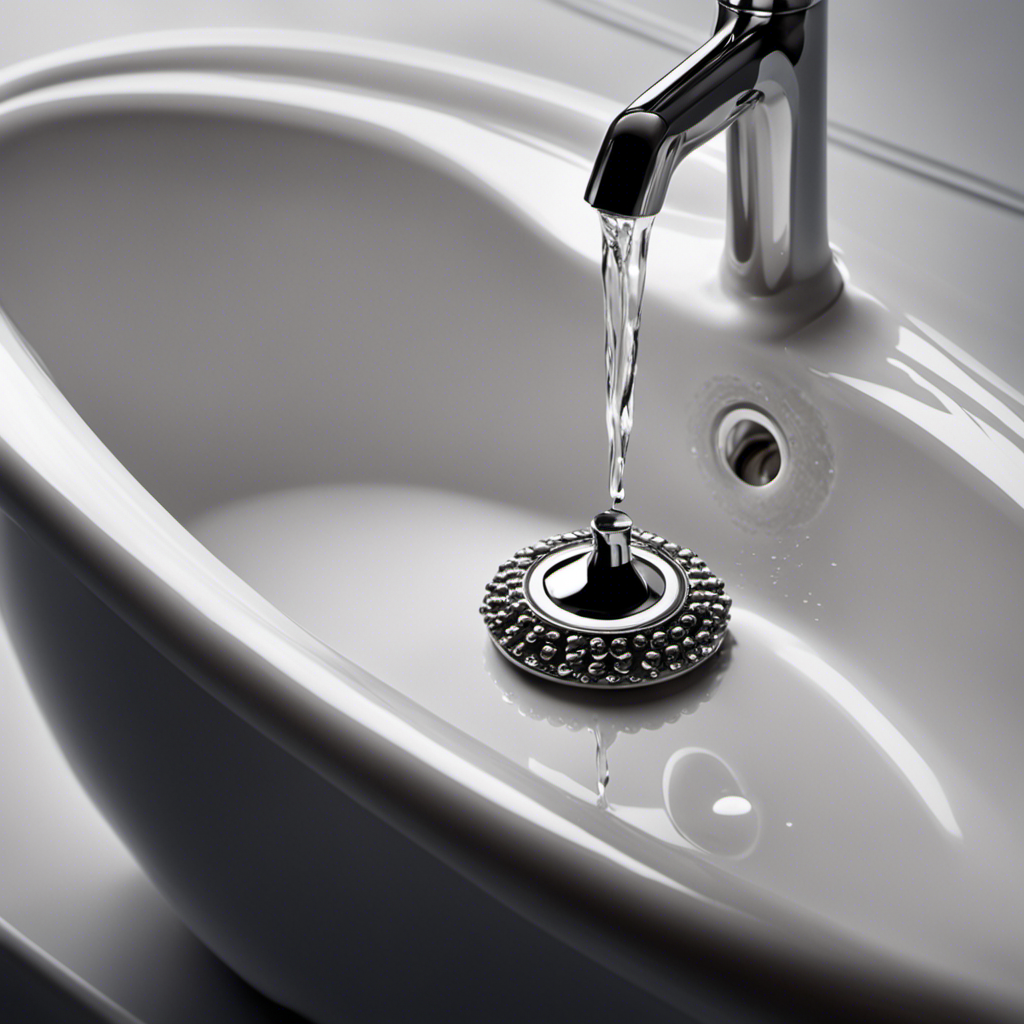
[0,27,1020,1023]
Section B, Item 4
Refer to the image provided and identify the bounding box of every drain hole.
[728,426,781,485]
[717,408,787,487]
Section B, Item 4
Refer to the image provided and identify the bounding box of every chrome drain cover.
[481,528,730,689]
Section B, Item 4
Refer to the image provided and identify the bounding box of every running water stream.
[601,212,655,506]
[595,721,610,810]
[595,211,655,801]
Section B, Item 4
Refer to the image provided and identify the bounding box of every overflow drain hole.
[716,407,788,487]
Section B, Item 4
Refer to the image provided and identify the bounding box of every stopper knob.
[544,509,653,618]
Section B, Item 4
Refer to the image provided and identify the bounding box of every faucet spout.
[586,16,766,219]
[586,0,842,315]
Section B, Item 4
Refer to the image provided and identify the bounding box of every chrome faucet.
[586,0,843,319]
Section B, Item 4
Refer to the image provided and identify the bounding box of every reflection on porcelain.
[734,609,961,839]
[0,28,1020,1024]
[663,748,759,859]
[711,795,752,816]
[818,317,1024,511]
[490,638,728,804]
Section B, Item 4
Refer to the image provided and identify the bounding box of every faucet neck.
[586,0,842,319]
[718,0,824,11]
[721,1,838,303]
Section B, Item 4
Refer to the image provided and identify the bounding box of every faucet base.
[481,528,730,689]
[719,254,846,338]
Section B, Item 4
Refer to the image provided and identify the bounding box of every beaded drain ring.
[481,523,730,689]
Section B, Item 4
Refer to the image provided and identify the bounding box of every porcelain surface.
[0,612,302,1023]
[0,30,1021,1024]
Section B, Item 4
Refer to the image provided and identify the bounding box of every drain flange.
[481,519,730,689]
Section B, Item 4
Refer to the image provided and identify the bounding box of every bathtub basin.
[0,32,1021,1023]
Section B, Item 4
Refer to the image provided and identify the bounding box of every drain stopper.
[481,511,730,688]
